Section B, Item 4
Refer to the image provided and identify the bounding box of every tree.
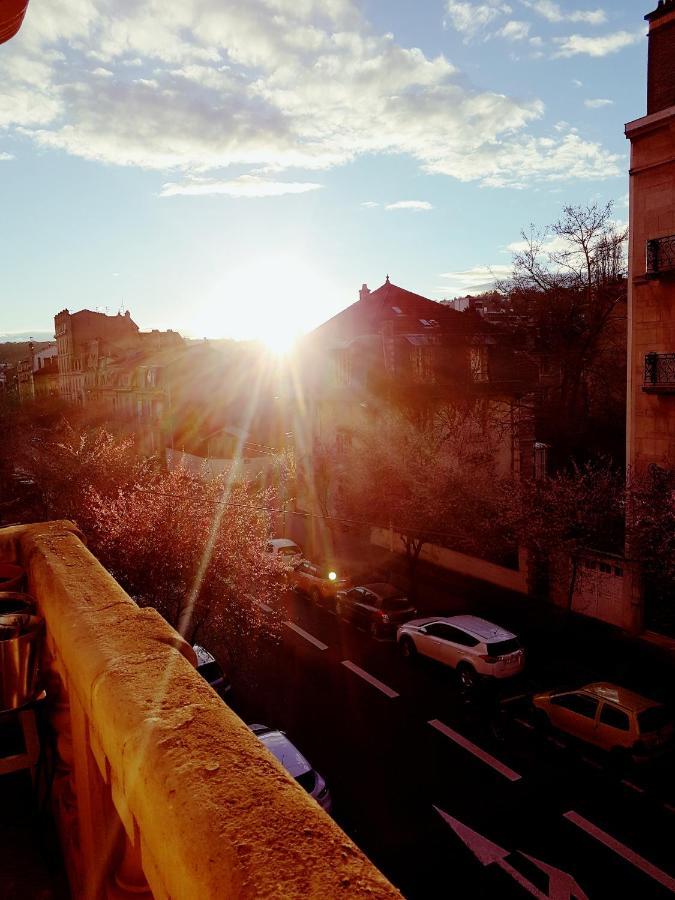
[502,461,625,611]
[626,467,675,632]
[497,201,628,466]
[85,464,284,675]
[337,414,511,591]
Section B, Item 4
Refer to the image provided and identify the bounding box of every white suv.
[397,615,525,688]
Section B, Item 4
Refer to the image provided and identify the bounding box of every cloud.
[436,264,512,295]
[0,152,14,161]
[444,1,511,40]
[572,79,583,87]
[555,30,644,58]
[520,1,606,25]
[584,98,613,108]
[385,200,433,211]
[0,0,622,190]
[361,200,379,207]
[159,175,322,197]
[499,20,530,40]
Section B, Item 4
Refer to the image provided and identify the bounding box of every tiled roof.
[310,279,464,343]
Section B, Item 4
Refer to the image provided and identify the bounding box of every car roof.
[269,538,300,550]
[254,728,312,778]
[581,682,661,711]
[192,644,216,667]
[428,615,517,641]
[361,583,405,598]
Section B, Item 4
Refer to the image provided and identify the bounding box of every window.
[550,693,598,719]
[412,346,435,383]
[470,346,489,383]
[426,623,479,646]
[486,638,520,656]
[599,705,630,731]
[599,563,612,574]
[335,349,352,386]
[336,429,352,457]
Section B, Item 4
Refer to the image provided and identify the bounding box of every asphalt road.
[224,588,675,899]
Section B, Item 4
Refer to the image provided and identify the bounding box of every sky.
[0,0,648,348]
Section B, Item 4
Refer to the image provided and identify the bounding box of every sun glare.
[192,253,330,353]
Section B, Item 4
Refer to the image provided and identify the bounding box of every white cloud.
[584,98,613,108]
[0,0,622,190]
[159,175,322,197]
[555,29,644,58]
[385,200,433,211]
[436,264,512,294]
[520,1,606,25]
[445,1,512,41]
[0,152,14,161]
[92,66,113,77]
[361,200,379,207]
[499,20,530,40]
[572,78,583,87]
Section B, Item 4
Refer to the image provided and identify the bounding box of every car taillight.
[480,655,499,664]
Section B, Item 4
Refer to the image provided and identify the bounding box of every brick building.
[625,0,675,474]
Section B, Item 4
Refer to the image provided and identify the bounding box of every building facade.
[626,0,675,474]
[17,343,59,402]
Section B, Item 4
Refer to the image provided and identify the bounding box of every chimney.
[645,0,675,114]
[359,283,370,302]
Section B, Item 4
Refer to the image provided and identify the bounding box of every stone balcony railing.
[0,521,400,899]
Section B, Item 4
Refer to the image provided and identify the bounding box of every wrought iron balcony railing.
[646,235,675,277]
[644,352,675,392]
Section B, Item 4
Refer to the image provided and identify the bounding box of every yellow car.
[533,682,674,762]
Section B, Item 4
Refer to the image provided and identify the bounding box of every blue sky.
[0,0,647,346]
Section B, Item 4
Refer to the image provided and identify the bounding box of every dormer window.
[419,318,439,328]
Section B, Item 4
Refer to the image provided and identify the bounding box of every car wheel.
[369,620,380,640]
[457,664,477,690]
[400,636,417,660]
[311,588,321,605]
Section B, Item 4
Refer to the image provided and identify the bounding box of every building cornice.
[625,104,675,139]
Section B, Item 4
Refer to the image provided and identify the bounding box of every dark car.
[288,560,350,608]
[193,644,231,700]
[336,583,417,639]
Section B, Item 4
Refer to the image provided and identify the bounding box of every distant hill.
[0,331,54,342]
[0,341,53,366]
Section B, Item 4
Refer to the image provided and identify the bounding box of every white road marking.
[256,601,273,613]
[515,717,535,730]
[564,810,675,893]
[580,755,603,770]
[621,779,645,794]
[547,735,567,749]
[428,719,522,782]
[283,621,328,651]
[341,661,399,698]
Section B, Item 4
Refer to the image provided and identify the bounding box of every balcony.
[646,234,675,277]
[643,353,675,393]
[0,521,399,899]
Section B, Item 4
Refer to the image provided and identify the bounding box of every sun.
[191,252,330,353]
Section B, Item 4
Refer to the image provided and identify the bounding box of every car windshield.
[382,596,411,610]
[486,638,520,656]
[279,546,300,557]
[638,705,672,732]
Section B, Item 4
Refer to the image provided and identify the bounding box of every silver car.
[397,615,525,688]
[250,724,332,812]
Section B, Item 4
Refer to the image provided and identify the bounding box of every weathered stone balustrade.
[0,521,399,899]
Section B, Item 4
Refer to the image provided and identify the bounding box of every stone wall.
[0,521,399,899]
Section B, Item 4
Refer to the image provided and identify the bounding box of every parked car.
[289,560,350,606]
[193,644,232,700]
[533,682,674,762]
[266,537,304,568]
[397,615,525,687]
[336,583,417,638]
[250,724,332,812]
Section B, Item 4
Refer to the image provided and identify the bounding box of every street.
[226,585,675,899]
